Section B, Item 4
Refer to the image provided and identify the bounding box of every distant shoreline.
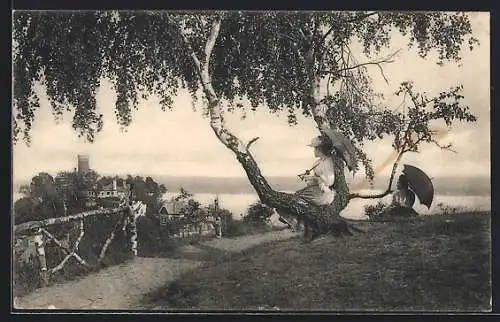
[12,175,490,197]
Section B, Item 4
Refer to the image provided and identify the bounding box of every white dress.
[277,156,337,229]
[295,157,336,205]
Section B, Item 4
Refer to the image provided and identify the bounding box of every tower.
[77,154,90,174]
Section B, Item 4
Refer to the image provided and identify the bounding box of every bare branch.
[246,137,260,151]
[376,63,390,84]
[402,132,427,153]
[402,82,432,109]
[349,148,405,200]
[433,141,458,153]
[320,50,401,77]
[177,20,203,80]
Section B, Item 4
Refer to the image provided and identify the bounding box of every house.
[97,179,127,199]
[158,199,188,225]
[82,189,98,198]
[156,199,215,238]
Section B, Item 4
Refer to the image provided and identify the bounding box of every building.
[97,178,128,199]
[158,199,189,225]
[54,172,77,201]
[157,199,215,238]
[77,154,90,174]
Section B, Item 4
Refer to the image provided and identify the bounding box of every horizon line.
[12,172,491,184]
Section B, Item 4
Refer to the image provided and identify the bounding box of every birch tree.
[13,11,478,236]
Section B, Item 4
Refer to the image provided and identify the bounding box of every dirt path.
[15,230,299,310]
[203,229,299,252]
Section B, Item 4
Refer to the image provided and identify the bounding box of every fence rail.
[13,197,141,288]
[14,207,129,234]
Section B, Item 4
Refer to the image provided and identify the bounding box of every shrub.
[218,209,234,234]
[435,203,470,215]
[243,202,274,227]
[224,219,250,237]
[136,215,162,256]
[364,201,388,219]
[13,249,40,297]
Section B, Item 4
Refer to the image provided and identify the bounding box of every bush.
[218,209,234,234]
[136,215,162,256]
[224,219,250,237]
[243,202,274,227]
[365,201,420,221]
[364,201,388,219]
[435,203,470,215]
[13,249,40,297]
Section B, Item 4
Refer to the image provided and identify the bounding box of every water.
[13,190,491,224]
[163,190,491,223]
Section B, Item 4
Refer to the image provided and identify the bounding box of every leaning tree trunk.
[177,16,353,236]
[302,18,353,233]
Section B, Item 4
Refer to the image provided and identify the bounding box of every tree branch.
[433,140,457,153]
[203,16,221,75]
[175,15,245,152]
[320,50,400,78]
[246,137,260,151]
[177,21,203,80]
[349,148,405,200]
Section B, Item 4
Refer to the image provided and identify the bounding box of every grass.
[13,215,282,297]
[140,211,491,312]
[223,220,286,238]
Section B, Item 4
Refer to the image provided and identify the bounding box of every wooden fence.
[13,200,142,288]
[13,194,223,289]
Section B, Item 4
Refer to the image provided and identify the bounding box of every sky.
[12,12,490,186]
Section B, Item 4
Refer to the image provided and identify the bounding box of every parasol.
[402,164,434,209]
[321,127,358,172]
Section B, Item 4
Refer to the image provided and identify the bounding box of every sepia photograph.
[12,10,491,312]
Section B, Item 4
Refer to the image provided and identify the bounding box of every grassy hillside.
[141,212,491,312]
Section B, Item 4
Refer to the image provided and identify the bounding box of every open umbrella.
[402,164,434,209]
[321,127,357,172]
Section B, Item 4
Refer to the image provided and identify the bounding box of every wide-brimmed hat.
[307,136,326,147]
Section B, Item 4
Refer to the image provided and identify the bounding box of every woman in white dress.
[277,135,337,234]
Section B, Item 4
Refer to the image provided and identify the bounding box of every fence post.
[127,205,138,257]
[33,229,49,287]
[125,185,138,258]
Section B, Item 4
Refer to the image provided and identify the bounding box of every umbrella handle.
[298,168,314,180]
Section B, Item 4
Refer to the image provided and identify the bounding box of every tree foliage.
[14,172,64,223]
[13,170,168,223]
[13,11,477,146]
